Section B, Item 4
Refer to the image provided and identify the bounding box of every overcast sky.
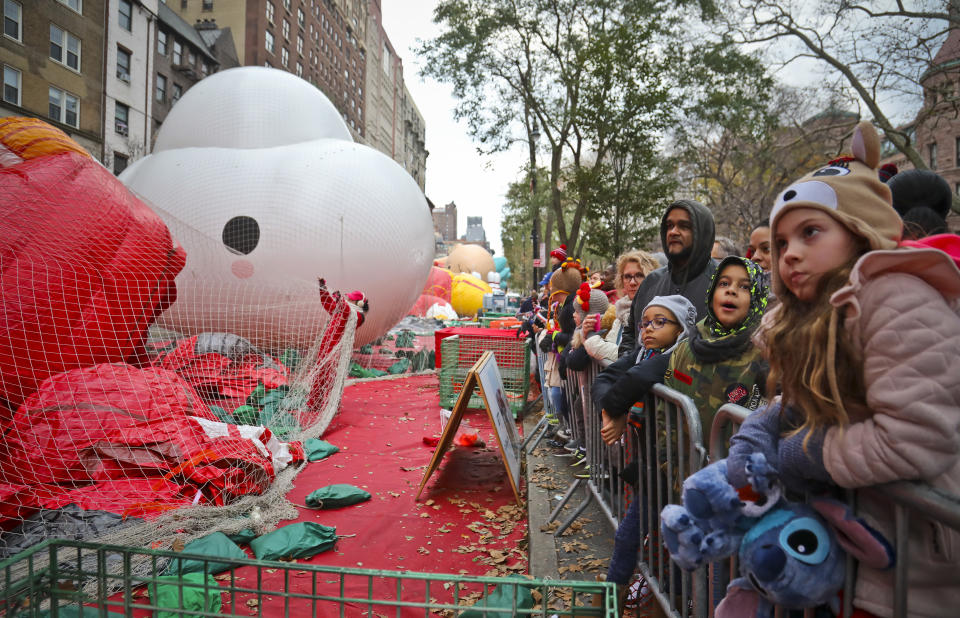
[380,1,522,256]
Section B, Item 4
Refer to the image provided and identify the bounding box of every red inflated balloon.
[0,151,185,409]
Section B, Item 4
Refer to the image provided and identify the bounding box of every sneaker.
[545,414,559,426]
[571,453,587,467]
[563,439,581,452]
[556,429,571,441]
[546,438,567,449]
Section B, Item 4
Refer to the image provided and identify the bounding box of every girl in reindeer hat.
[727,121,960,618]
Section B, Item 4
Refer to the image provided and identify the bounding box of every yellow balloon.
[451,273,492,317]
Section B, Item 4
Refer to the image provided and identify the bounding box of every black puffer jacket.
[619,200,718,356]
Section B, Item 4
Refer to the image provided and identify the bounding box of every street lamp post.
[530,120,541,292]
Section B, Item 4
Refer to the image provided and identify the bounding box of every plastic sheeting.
[0,364,300,526]
[0,504,141,559]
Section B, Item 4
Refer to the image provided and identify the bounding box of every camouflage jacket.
[663,338,767,439]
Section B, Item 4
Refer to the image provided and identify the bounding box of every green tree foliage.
[419,0,773,261]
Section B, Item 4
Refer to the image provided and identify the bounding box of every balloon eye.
[223,216,260,255]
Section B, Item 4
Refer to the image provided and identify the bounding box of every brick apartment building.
[2,0,107,158]
[170,0,366,138]
[365,0,427,191]
[152,3,238,142]
[879,22,960,229]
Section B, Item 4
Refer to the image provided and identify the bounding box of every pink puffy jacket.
[824,247,960,617]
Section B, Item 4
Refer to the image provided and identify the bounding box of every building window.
[172,83,182,104]
[265,30,274,54]
[283,0,290,11]
[202,0,213,10]
[281,47,289,67]
[3,0,21,42]
[297,35,303,55]
[50,24,81,72]
[2,64,20,105]
[115,102,129,136]
[187,50,196,66]
[296,61,302,77]
[57,0,82,12]
[157,30,168,55]
[118,0,132,31]
[113,153,128,175]
[181,0,187,8]
[282,19,289,40]
[297,8,304,27]
[156,73,166,102]
[173,40,182,64]
[116,46,131,81]
[929,142,938,168]
[265,2,274,23]
[48,86,79,127]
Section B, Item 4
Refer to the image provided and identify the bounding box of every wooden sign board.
[416,351,522,504]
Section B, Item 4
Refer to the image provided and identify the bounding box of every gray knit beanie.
[573,284,611,318]
[643,295,697,352]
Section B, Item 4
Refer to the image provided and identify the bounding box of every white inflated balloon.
[153,67,351,151]
[121,67,433,347]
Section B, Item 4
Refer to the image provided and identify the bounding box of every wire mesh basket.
[438,335,531,417]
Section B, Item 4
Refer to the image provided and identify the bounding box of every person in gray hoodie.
[618,200,718,357]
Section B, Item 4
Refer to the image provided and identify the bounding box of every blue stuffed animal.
[660,453,894,617]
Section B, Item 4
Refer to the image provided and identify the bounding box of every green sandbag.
[349,362,388,378]
[460,576,534,618]
[304,438,339,461]
[150,572,222,618]
[227,528,258,545]
[249,522,337,561]
[387,357,411,374]
[305,484,371,509]
[164,532,247,575]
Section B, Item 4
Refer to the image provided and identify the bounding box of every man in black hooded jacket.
[618,199,718,357]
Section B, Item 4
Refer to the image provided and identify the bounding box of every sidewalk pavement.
[524,407,616,583]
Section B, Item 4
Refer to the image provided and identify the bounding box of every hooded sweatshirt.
[619,200,718,357]
[663,256,769,434]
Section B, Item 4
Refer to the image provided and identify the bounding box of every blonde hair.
[763,242,869,435]
[615,250,660,292]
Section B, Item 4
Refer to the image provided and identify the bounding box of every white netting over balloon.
[0,67,433,585]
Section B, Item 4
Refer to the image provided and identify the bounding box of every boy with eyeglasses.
[594,294,697,610]
[597,295,697,443]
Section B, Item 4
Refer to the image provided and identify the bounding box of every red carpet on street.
[113,373,529,616]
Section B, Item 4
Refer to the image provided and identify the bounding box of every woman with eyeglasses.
[579,250,661,365]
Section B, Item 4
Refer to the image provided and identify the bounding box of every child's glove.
[777,425,832,490]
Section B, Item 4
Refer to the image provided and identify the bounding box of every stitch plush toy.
[661,454,894,617]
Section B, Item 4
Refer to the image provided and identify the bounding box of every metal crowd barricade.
[634,384,709,618]
[523,347,556,451]
[710,403,960,618]
[545,354,709,617]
